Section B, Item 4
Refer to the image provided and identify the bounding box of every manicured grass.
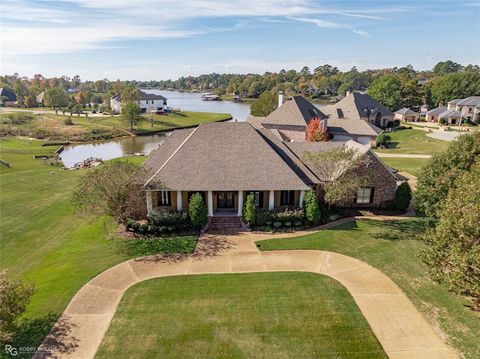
[96,273,387,359]
[0,110,231,141]
[381,157,429,177]
[375,128,449,155]
[0,138,197,352]
[257,219,480,359]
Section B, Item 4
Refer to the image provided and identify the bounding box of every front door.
[217,191,234,209]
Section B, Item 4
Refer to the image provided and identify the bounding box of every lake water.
[60,91,251,167]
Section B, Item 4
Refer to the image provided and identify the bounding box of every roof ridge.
[144,125,200,188]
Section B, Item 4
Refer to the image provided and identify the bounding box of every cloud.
[289,16,370,37]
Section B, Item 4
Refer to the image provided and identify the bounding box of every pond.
[60,91,251,167]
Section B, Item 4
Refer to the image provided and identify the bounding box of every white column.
[146,191,153,216]
[237,191,244,216]
[207,191,213,217]
[299,190,305,208]
[176,191,182,212]
[269,190,275,210]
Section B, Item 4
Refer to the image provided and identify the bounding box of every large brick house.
[141,119,398,219]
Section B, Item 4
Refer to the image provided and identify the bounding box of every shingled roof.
[143,122,311,191]
[327,118,383,136]
[395,107,419,116]
[322,92,393,120]
[110,90,167,102]
[260,96,327,127]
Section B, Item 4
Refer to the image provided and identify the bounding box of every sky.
[1,0,479,81]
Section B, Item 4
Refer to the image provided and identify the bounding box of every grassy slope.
[375,128,449,155]
[97,273,387,359]
[381,157,429,177]
[258,219,480,359]
[0,138,196,351]
[0,110,231,140]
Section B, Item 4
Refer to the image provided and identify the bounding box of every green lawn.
[0,138,197,352]
[257,219,480,359]
[381,157,429,177]
[96,273,387,359]
[375,128,449,155]
[0,110,231,141]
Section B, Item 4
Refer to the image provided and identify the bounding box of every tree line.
[1,60,479,113]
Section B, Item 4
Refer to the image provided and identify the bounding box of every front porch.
[146,190,306,217]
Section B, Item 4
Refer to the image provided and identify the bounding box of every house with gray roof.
[394,108,419,122]
[110,90,167,114]
[447,96,480,123]
[248,95,383,147]
[425,106,448,122]
[321,92,394,127]
[141,122,398,219]
[0,87,17,106]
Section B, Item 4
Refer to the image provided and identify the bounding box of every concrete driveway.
[34,229,457,359]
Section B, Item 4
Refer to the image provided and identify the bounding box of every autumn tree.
[303,147,371,207]
[306,118,329,142]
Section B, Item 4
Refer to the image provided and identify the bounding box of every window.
[280,190,295,206]
[158,190,171,206]
[356,187,374,204]
[248,191,263,207]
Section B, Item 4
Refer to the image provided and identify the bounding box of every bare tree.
[303,147,372,207]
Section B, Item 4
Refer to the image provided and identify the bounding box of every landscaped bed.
[257,219,480,359]
[96,272,387,359]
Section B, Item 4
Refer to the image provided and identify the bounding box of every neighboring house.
[447,96,480,123]
[395,108,419,122]
[247,95,382,147]
[36,91,45,106]
[110,90,167,113]
[438,109,462,125]
[425,106,448,122]
[0,87,17,106]
[141,122,398,218]
[321,92,394,127]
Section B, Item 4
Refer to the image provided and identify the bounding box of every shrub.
[188,193,208,228]
[304,190,321,224]
[242,194,256,225]
[64,117,74,125]
[273,221,282,229]
[126,218,136,230]
[148,211,188,231]
[5,112,34,125]
[138,224,149,235]
[439,117,446,125]
[130,221,140,232]
[255,209,274,226]
[394,182,412,211]
[375,134,391,148]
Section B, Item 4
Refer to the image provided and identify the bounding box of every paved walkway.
[34,226,457,359]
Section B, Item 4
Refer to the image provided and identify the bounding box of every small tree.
[306,118,329,142]
[304,190,321,224]
[243,194,256,225]
[122,102,143,131]
[0,271,34,342]
[250,91,277,116]
[44,87,69,114]
[189,193,208,228]
[303,147,371,207]
[393,182,412,211]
